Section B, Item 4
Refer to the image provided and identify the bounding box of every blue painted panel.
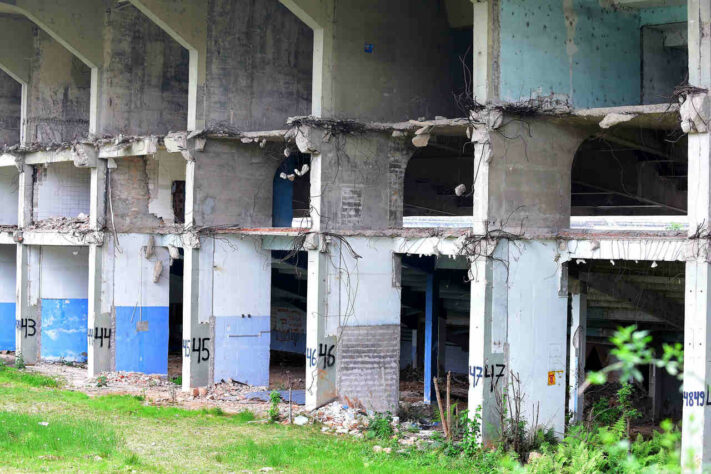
[115,306,169,374]
[41,298,88,362]
[0,302,15,351]
[215,316,270,386]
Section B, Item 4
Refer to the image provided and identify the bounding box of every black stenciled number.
[318,344,336,369]
[191,337,210,363]
[93,327,112,349]
[17,318,36,338]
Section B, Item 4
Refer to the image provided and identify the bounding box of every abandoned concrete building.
[1,0,711,468]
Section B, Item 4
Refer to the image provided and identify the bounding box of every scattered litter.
[38,422,49,426]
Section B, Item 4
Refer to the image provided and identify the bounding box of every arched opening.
[570,126,686,229]
[272,152,311,227]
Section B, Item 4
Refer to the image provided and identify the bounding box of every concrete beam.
[126,0,207,131]
[579,271,683,329]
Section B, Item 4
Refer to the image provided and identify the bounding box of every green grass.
[0,366,475,472]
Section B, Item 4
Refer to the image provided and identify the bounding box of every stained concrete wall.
[0,245,16,351]
[0,70,21,146]
[193,140,282,228]
[205,0,312,132]
[641,25,687,105]
[100,4,189,136]
[327,0,460,121]
[498,1,686,108]
[305,129,412,231]
[39,246,89,362]
[481,118,587,234]
[26,29,91,143]
[0,167,18,226]
[33,162,90,222]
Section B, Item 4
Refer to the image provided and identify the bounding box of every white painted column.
[468,240,508,443]
[181,158,211,390]
[15,244,40,364]
[87,160,109,377]
[568,284,587,424]
[682,3,711,466]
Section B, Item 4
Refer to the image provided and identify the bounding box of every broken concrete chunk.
[168,245,181,262]
[145,236,155,260]
[164,132,188,152]
[412,134,431,148]
[454,184,467,196]
[294,415,309,426]
[680,93,711,133]
[295,132,317,154]
[153,260,163,283]
[599,113,636,129]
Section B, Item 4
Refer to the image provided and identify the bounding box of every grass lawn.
[0,366,477,472]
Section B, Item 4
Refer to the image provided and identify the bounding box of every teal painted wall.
[498,0,686,108]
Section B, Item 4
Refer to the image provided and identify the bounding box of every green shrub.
[267,391,281,423]
[366,412,393,439]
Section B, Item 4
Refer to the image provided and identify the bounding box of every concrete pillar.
[681,1,711,469]
[87,158,109,377]
[467,116,584,441]
[17,163,32,229]
[469,241,508,443]
[305,247,337,409]
[15,244,40,364]
[568,282,587,424]
[296,127,407,410]
[650,361,663,424]
[472,0,498,103]
[180,155,212,389]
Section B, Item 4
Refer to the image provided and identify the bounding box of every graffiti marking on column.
[306,344,335,369]
[88,327,112,348]
[183,338,210,363]
[469,364,506,392]
[683,387,711,407]
[16,319,36,338]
